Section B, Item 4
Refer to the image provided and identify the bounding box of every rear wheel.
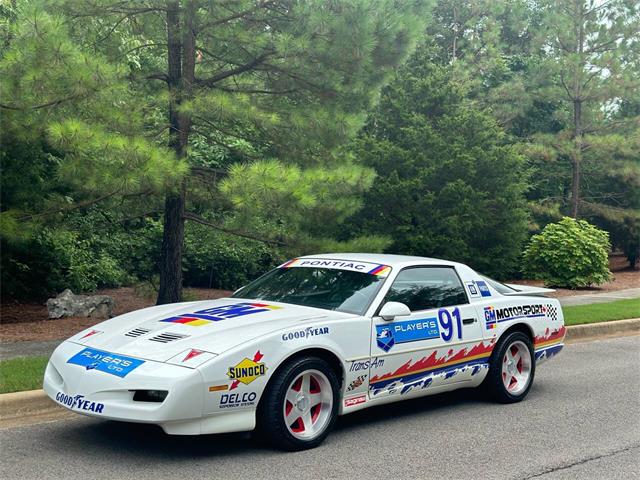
[257,356,339,451]
[484,331,535,403]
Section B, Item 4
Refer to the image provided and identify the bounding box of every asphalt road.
[1,335,639,480]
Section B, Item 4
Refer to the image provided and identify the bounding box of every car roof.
[298,253,463,268]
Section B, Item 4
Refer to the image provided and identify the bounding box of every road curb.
[1,318,639,422]
[0,389,59,421]
[564,317,640,341]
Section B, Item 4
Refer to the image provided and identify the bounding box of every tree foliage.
[350,47,529,278]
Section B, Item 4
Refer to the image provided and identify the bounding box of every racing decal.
[55,392,104,414]
[466,282,480,297]
[484,306,497,330]
[376,317,440,352]
[346,375,367,392]
[219,391,257,409]
[281,326,329,341]
[182,349,204,362]
[349,357,384,372]
[475,280,491,297]
[534,326,566,361]
[67,348,144,378]
[485,303,547,325]
[80,329,101,340]
[545,304,559,321]
[369,341,495,395]
[209,384,229,392]
[344,395,366,407]
[280,258,392,277]
[160,302,282,327]
[227,350,267,390]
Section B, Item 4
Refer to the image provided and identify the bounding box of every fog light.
[132,390,168,403]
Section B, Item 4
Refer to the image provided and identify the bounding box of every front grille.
[124,327,151,338]
[148,332,189,343]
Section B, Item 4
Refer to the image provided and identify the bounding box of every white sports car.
[44,254,565,450]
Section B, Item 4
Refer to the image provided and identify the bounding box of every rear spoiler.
[502,284,556,297]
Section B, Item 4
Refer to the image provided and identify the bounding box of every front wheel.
[484,331,535,403]
[256,356,339,451]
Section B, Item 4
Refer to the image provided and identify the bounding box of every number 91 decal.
[438,307,462,342]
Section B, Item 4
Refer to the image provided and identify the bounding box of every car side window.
[384,267,467,312]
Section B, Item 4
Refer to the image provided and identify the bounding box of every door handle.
[462,318,476,325]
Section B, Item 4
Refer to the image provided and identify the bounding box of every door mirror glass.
[379,301,411,321]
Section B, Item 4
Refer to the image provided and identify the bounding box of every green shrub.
[522,217,612,288]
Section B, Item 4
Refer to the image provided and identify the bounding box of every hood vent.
[148,332,189,343]
[125,327,151,338]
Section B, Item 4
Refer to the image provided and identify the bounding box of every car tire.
[256,356,340,451]
[484,331,535,403]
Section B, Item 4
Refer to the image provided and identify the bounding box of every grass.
[563,298,640,326]
[0,299,637,394]
[0,355,48,394]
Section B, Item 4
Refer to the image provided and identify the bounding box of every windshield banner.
[280,258,391,277]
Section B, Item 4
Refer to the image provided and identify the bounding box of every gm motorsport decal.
[161,302,282,327]
[484,303,548,329]
[67,348,144,378]
[227,350,267,390]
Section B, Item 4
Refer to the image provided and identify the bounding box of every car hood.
[69,297,352,362]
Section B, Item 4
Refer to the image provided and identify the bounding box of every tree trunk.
[157,0,196,305]
[570,5,585,219]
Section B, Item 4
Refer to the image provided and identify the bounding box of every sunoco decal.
[227,351,267,390]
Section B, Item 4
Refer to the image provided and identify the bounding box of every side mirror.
[379,301,411,321]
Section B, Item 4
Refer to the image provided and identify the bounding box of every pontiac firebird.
[44,254,565,450]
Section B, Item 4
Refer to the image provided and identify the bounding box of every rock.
[46,289,115,319]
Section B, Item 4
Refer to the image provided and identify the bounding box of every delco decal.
[281,258,391,277]
[160,302,282,327]
[67,348,144,378]
[55,392,104,414]
[281,326,329,341]
[219,391,257,409]
[344,395,366,407]
[227,351,267,390]
[376,317,440,352]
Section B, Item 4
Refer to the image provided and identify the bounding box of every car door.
[368,266,483,399]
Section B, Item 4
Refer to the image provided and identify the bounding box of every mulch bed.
[0,287,231,343]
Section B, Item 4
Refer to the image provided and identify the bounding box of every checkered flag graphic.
[546,304,558,321]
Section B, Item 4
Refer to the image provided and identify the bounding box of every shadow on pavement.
[40,387,494,458]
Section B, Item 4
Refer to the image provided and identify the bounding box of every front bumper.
[44,342,255,435]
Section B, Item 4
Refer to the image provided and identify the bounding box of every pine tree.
[1,0,430,302]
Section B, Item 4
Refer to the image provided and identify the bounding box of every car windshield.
[232,267,387,315]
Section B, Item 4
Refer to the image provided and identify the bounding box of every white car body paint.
[44,253,565,435]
